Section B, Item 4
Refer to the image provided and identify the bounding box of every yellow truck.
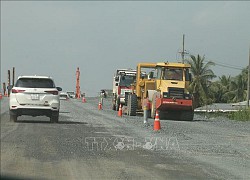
[126,62,194,120]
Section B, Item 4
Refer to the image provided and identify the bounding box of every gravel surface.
[1,97,250,179]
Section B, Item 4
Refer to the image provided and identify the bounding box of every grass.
[228,108,250,121]
[195,108,250,121]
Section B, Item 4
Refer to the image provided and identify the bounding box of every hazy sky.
[1,1,250,96]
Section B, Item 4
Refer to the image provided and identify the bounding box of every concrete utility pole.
[179,34,189,63]
[7,70,10,96]
[12,67,15,86]
[182,34,185,63]
[247,48,250,107]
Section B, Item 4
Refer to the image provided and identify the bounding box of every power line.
[206,61,245,70]
[207,58,245,69]
[187,51,245,70]
[193,57,245,70]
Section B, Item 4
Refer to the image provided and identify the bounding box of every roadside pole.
[7,70,10,96]
[247,47,250,107]
[12,67,15,87]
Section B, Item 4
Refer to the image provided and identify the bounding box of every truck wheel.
[180,110,194,121]
[128,94,137,116]
[124,93,129,106]
[115,98,120,111]
[112,95,116,111]
[10,114,17,122]
[50,112,59,123]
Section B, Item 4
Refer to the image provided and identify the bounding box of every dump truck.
[112,69,137,111]
[126,62,194,120]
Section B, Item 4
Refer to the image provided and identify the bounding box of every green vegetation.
[210,66,248,104]
[186,54,249,107]
[186,54,249,121]
[228,108,250,121]
[185,54,216,108]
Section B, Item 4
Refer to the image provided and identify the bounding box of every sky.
[1,1,250,97]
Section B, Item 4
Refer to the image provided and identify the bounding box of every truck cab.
[112,69,137,111]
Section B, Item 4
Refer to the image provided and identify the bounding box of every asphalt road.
[1,97,250,180]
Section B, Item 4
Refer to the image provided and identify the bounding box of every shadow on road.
[16,120,88,125]
[58,121,87,124]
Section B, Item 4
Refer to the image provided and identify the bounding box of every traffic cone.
[118,104,122,117]
[0,93,2,100]
[82,97,86,103]
[154,110,161,131]
[98,102,102,110]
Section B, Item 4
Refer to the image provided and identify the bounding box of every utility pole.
[12,67,15,86]
[179,34,188,63]
[247,47,250,107]
[182,34,185,63]
[7,70,10,96]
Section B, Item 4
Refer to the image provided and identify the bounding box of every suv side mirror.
[56,87,62,91]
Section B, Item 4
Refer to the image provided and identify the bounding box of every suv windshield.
[119,76,135,86]
[15,78,55,88]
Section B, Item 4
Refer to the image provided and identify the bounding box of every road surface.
[1,97,250,179]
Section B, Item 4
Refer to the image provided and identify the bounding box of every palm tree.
[219,75,231,102]
[186,54,216,107]
[224,74,247,103]
[219,75,231,88]
[209,81,224,103]
[241,67,248,85]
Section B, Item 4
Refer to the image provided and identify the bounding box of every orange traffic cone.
[154,110,161,131]
[98,102,102,110]
[118,104,122,117]
[82,97,86,103]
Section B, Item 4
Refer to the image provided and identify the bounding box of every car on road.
[60,92,70,100]
[9,75,62,123]
[67,91,75,98]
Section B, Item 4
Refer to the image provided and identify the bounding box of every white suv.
[9,76,62,123]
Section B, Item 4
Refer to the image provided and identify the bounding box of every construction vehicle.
[112,69,137,111]
[126,62,194,120]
